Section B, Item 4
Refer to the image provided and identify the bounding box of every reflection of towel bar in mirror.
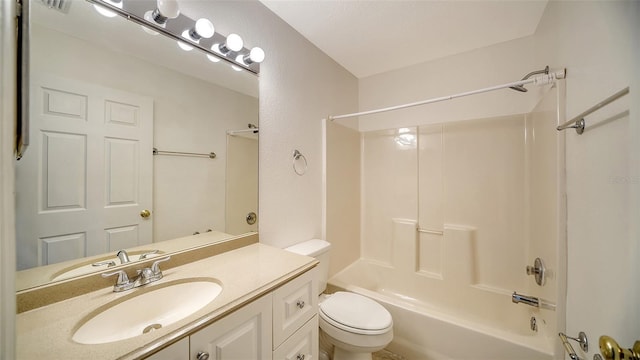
[153,147,217,159]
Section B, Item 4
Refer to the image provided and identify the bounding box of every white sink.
[72,279,223,344]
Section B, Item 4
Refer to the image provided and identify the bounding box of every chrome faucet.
[117,249,131,264]
[512,292,539,307]
[102,256,171,292]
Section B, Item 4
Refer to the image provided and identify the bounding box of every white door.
[15,74,153,270]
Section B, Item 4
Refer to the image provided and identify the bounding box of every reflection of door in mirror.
[16,74,153,270]
[226,132,258,235]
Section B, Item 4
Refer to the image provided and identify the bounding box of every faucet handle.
[102,269,129,284]
[92,260,116,268]
[151,256,171,275]
[139,249,159,260]
[102,270,134,292]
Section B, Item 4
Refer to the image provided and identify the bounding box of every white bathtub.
[328,259,555,360]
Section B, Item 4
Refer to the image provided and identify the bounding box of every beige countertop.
[16,243,317,360]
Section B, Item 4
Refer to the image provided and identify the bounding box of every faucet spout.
[512,291,539,307]
[117,249,130,264]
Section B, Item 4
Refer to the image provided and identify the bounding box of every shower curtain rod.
[328,69,566,121]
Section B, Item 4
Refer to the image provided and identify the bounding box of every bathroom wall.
[177,2,359,252]
[533,0,640,352]
[323,120,361,276]
[30,24,258,242]
[357,35,541,132]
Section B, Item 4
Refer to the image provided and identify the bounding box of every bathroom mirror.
[15,0,258,290]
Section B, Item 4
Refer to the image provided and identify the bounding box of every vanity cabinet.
[145,268,318,360]
[191,294,273,360]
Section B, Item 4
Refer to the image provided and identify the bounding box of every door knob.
[140,209,151,218]
[599,335,640,360]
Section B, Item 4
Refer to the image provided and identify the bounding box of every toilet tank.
[285,239,331,295]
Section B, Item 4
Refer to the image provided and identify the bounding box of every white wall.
[357,35,541,132]
[30,24,258,242]
[534,1,640,356]
[178,1,359,249]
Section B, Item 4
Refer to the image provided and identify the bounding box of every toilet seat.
[319,292,392,335]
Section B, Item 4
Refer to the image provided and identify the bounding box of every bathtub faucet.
[511,292,539,307]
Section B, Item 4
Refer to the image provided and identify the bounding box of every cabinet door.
[190,294,273,360]
[272,269,317,347]
[273,315,318,360]
[144,337,189,360]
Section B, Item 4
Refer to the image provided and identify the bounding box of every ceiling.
[259,0,548,78]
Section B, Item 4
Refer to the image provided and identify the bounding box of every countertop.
[16,243,317,359]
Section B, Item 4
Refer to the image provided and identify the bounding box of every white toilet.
[286,239,393,360]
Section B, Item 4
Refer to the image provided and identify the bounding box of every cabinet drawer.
[273,315,318,360]
[272,268,317,347]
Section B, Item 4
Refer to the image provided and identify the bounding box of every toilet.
[286,239,393,360]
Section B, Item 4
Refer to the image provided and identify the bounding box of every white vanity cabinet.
[190,294,273,360]
[144,268,318,360]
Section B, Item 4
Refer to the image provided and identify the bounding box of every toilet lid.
[319,292,392,333]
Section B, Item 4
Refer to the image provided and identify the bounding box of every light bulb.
[178,19,214,51]
[93,0,122,18]
[157,0,180,19]
[141,0,180,35]
[219,33,243,54]
[194,19,214,39]
[240,47,265,65]
[249,47,265,63]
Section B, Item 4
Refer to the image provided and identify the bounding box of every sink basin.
[72,278,223,344]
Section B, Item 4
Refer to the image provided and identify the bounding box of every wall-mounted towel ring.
[293,149,307,176]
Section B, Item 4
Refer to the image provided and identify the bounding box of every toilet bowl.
[285,240,394,360]
[319,291,393,360]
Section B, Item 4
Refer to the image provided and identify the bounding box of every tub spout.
[512,292,539,308]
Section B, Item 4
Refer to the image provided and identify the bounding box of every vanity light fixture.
[142,0,180,35]
[94,0,122,18]
[87,0,264,74]
[178,18,215,51]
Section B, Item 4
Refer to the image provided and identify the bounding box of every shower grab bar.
[153,148,216,159]
[557,87,629,134]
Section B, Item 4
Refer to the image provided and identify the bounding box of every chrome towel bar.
[153,147,216,159]
[557,87,629,134]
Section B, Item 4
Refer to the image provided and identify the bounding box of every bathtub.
[328,259,556,360]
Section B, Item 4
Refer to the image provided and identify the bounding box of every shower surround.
[324,85,565,359]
